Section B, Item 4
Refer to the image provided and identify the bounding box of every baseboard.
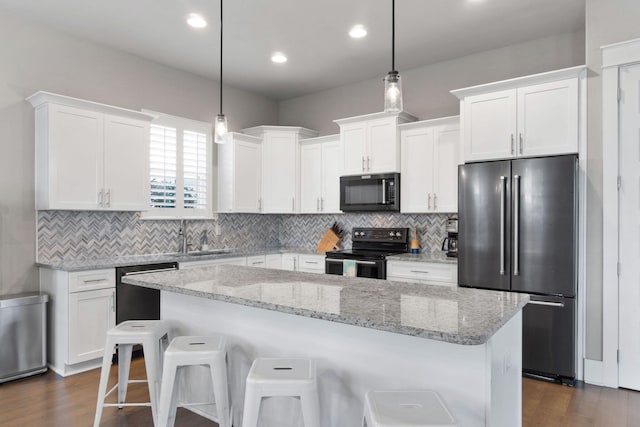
[584,358,604,386]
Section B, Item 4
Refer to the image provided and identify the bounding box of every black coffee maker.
[441,217,458,257]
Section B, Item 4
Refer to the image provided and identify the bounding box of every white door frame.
[600,37,640,388]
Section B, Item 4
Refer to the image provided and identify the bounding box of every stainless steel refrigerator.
[458,154,577,384]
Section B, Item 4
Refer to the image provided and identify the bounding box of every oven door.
[325,258,386,279]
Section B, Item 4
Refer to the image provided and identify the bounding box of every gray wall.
[279,32,585,135]
[584,0,640,360]
[0,11,278,296]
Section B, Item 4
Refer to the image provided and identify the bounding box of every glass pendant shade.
[384,71,403,113]
[214,113,228,144]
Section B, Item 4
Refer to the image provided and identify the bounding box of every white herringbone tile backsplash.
[37,211,451,262]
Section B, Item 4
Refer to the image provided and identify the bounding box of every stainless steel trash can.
[0,292,48,383]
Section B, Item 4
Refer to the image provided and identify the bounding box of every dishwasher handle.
[123,267,178,276]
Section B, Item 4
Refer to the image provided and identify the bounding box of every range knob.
[389,231,395,237]
[395,232,402,237]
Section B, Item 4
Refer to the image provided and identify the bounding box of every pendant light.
[214,0,228,144]
[383,0,403,113]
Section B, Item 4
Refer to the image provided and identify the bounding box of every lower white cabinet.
[40,267,116,376]
[386,260,457,286]
[297,254,326,274]
[265,254,282,269]
[282,253,298,271]
[247,255,267,268]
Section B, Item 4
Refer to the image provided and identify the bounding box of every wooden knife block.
[317,229,341,253]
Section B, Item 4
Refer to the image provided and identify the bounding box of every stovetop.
[326,227,410,260]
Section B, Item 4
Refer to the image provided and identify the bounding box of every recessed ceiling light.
[349,25,368,39]
[271,52,288,64]
[186,13,207,28]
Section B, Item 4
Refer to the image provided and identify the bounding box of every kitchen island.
[123,265,528,427]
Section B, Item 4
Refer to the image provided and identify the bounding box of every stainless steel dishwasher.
[0,293,48,383]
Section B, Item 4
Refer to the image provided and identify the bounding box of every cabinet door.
[281,254,298,271]
[400,126,434,213]
[321,139,342,213]
[68,288,115,364]
[341,123,367,175]
[368,117,399,173]
[300,143,323,213]
[463,89,517,162]
[103,115,150,211]
[48,104,103,209]
[517,78,579,157]
[265,254,282,269]
[262,132,297,213]
[432,125,460,213]
[235,139,262,212]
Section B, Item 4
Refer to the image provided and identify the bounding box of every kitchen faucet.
[178,219,190,254]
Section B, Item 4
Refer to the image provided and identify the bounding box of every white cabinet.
[335,112,417,175]
[242,126,318,213]
[217,132,262,213]
[400,117,460,213]
[282,253,298,271]
[179,257,247,269]
[265,254,283,269]
[297,254,326,274]
[28,91,153,211]
[40,268,116,376]
[300,135,342,213]
[452,66,585,162]
[387,260,457,286]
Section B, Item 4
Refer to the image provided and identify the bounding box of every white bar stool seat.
[242,358,320,427]
[363,390,458,427]
[156,335,231,427]
[93,320,173,427]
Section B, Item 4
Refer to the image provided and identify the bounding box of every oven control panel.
[352,228,409,242]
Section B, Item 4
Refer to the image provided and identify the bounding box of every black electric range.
[325,227,409,279]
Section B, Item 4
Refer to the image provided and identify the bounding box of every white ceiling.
[0,0,585,100]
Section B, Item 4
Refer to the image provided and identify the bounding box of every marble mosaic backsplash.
[37,211,451,262]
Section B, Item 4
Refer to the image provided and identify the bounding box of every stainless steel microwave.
[340,173,400,212]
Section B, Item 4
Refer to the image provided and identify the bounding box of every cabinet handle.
[82,279,107,284]
[292,197,295,212]
[111,293,115,312]
[258,198,261,211]
[305,261,319,265]
[428,193,431,210]
[519,133,523,154]
[106,189,111,208]
[293,258,297,271]
[321,197,324,211]
[433,193,437,210]
[511,134,515,155]
[362,156,365,172]
[410,270,431,274]
[317,197,320,212]
[251,261,264,265]
[367,156,371,171]
[98,190,103,208]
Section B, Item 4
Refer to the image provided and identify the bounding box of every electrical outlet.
[214,223,221,236]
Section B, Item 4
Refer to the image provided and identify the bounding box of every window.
[143,111,213,219]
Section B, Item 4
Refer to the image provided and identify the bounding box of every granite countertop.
[36,247,320,271]
[122,265,528,345]
[386,252,458,264]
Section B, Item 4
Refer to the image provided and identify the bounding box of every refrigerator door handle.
[514,174,520,276]
[500,176,506,275]
[528,300,565,308]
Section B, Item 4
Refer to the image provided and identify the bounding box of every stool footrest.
[103,402,152,408]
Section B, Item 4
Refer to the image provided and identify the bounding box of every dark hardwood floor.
[1,358,638,426]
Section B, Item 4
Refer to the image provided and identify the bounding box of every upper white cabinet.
[218,132,262,213]
[28,91,153,211]
[335,112,417,175]
[451,66,585,162]
[242,126,318,213]
[400,117,460,213]
[299,135,342,214]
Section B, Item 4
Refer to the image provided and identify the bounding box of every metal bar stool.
[241,357,320,427]
[362,390,458,427]
[156,335,231,427]
[93,320,172,427]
